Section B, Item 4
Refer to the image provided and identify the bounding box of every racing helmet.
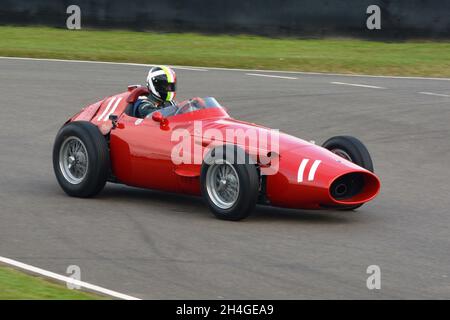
[146,66,177,102]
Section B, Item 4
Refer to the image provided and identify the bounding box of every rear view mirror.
[152,111,163,123]
[151,111,170,130]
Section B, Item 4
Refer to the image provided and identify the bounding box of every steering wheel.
[175,97,207,115]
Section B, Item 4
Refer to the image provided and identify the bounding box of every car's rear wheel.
[53,121,110,198]
[322,135,374,210]
[201,146,259,221]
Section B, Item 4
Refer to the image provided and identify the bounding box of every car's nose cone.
[265,145,380,209]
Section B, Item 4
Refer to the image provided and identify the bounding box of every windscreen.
[173,97,223,116]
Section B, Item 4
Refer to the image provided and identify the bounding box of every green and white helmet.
[146,65,177,102]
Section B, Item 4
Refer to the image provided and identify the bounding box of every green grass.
[0,266,106,299]
[0,26,449,77]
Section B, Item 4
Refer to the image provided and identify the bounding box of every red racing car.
[53,85,380,220]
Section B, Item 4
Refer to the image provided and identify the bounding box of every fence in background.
[0,0,448,38]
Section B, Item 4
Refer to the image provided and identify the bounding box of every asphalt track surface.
[0,58,449,299]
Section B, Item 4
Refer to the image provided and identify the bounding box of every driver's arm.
[135,99,158,118]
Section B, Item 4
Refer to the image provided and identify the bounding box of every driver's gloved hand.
[136,100,159,118]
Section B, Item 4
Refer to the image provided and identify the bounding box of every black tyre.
[322,135,374,210]
[201,145,259,221]
[53,121,110,198]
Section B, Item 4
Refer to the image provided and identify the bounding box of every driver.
[132,66,177,118]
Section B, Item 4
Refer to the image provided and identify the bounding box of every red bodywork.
[68,87,380,210]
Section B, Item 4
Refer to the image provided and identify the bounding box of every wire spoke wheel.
[59,136,89,184]
[330,148,353,161]
[206,160,240,210]
[53,121,110,198]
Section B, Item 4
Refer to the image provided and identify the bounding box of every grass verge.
[0,265,106,299]
[0,26,449,77]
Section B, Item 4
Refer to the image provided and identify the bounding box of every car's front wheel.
[53,121,110,198]
[201,146,259,221]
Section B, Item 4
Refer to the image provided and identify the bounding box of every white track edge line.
[418,91,450,97]
[0,256,141,300]
[0,56,449,81]
[246,73,298,80]
[0,56,207,72]
[331,81,386,89]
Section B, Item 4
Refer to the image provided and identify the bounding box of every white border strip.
[331,81,386,89]
[104,97,123,121]
[0,256,141,300]
[308,160,322,182]
[97,96,116,121]
[297,159,309,183]
[0,56,449,81]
